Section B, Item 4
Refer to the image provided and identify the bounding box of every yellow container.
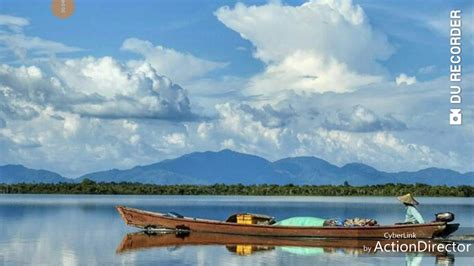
[236,214,253,224]
[236,245,253,256]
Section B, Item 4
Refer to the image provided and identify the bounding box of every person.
[398,193,425,224]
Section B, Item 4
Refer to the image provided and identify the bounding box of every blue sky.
[0,0,473,177]
[1,0,267,77]
[2,0,471,78]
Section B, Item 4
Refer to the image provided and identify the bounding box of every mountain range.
[1,150,472,185]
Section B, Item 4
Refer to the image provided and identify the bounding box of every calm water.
[0,195,473,265]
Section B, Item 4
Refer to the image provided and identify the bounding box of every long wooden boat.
[116,231,453,256]
[116,206,459,239]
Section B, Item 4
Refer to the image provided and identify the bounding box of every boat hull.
[116,206,451,239]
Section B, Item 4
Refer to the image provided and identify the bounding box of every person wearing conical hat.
[398,193,425,224]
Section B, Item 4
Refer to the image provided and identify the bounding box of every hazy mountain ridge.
[1,150,472,185]
[0,164,71,184]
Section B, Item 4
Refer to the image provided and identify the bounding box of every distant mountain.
[393,168,474,185]
[79,150,290,185]
[273,156,341,184]
[76,150,474,186]
[155,150,288,184]
[2,150,473,185]
[0,164,70,184]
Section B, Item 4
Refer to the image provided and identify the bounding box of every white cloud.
[0,107,191,176]
[1,58,196,121]
[197,122,214,139]
[395,73,417,86]
[186,100,463,172]
[294,128,458,171]
[0,34,83,59]
[418,65,436,75]
[247,51,383,94]
[0,56,201,176]
[425,7,474,46]
[163,133,188,148]
[0,127,41,148]
[194,102,291,157]
[0,14,82,60]
[0,14,29,29]
[121,38,227,83]
[215,0,393,95]
[1,75,471,176]
[1,6,472,177]
[62,113,80,137]
[323,105,407,132]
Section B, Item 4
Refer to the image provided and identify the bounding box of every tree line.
[0,179,472,196]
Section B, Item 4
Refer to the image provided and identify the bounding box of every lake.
[0,195,473,265]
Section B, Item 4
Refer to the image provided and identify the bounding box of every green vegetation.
[0,179,473,196]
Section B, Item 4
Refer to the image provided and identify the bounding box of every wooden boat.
[116,231,452,257]
[116,206,459,239]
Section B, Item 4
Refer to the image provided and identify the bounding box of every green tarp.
[278,247,324,255]
[274,217,325,227]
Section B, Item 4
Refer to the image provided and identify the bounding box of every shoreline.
[1,181,473,197]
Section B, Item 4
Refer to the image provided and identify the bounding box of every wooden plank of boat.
[116,206,454,239]
[116,231,452,257]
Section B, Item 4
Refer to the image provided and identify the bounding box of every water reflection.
[1,195,472,265]
[117,231,457,266]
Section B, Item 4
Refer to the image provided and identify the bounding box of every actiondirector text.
[372,240,471,253]
[449,10,462,125]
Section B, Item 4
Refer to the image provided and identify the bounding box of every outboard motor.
[435,212,455,222]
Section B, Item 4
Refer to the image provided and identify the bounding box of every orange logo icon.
[51,0,75,19]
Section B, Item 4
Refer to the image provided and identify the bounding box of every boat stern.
[435,223,460,238]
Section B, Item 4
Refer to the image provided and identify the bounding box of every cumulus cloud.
[0,65,45,120]
[0,6,472,177]
[395,73,417,86]
[195,102,292,157]
[0,53,202,175]
[0,127,41,148]
[247,51,383,94]
[215,0,393,94]
[0,100,201,177]
[323,105,407,132]
[0,58,196,121]
[121,38,227,83]
[187,101,461,172]
[0,14,82,60]
[238,103,296,128]
[1,86,469,176]
[294,129,458,171]
[163,133,188,148]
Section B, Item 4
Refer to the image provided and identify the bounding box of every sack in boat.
[344,217,378,227]
[323,218,343,226]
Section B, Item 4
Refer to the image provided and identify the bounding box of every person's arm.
[409,207,425,224]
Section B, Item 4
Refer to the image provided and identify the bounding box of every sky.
[0,0,473,177]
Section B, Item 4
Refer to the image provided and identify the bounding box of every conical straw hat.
[397,193,419,205]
